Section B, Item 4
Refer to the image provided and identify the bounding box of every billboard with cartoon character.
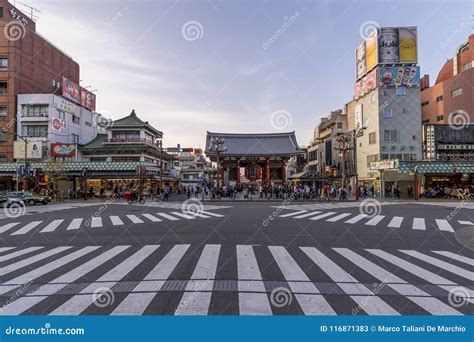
[378,66,420,88]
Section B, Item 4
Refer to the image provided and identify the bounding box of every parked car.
[0,193,26,208]
[7,192,50,206]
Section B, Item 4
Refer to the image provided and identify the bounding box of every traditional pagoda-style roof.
[81,134,107,150]
[112,109,163,137]
[205,131,303,157]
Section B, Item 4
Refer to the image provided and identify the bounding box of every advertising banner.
[51,143,76,157]
[365,30,378,71]
[13,140,42,159]
[399,27,418,63]
[369,159,399,170]
[355,103,363,129]
[53,95,76,114]
[80,87,96,112]
[378,28,399,64]
[378,66,420,87]
[61,76,81,103]
[52,117,66,132]
[354,68,377,98]
[355,41,366,80]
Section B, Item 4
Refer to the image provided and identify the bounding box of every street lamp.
[208,137,227,189]
[352,124,368,201]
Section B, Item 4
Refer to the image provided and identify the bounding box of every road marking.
[11,221,42,235]
[432,251,474,266]
[333,248,462,315]
[344,214,367,224]
[127,215,144,224]
[156,213,179,221]
[387,216,403,228]
[399,250,473,280]
[279,210,307,217]
[309,212,336,221]
[0,246,43,263]
[49,294,97,315]
[4,246,100,287]
[175,244,221,315]
[112,293,157,316]
[0,246,72,277]
[326,213,352,222]
[0,296,47,316]
[40,219,64,233]
[412,218,426,230]
[435,219,454,233]
[364,215,385,226]
[66,218,83,230]
[0,247,15,253]
[170,211,196,219]
[293,211,322,219]
[458,220,474,225]
[301,246,398,315]
[201,211,224,217]
[0,222,21,234]
[91,217,102,228]
[269,246,335,315]
[142,214,162,222]
[236,245,272,315]
[110,216,124,226]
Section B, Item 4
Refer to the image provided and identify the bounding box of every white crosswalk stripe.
[11,221,42,235]
[201,211,224,217]
[156,212,180,221]
[66,218,83,230]
[412,218,426,230]
[364,215,385,226]
[110,216,124,226]
[0,222,21,234]
[91,217,102,228]
[344,214,367,224]
[309,212,336,221]
[326,213,352,222]
[40,219,64,233]
[458,220,474,225]
[0,247,15,253]
[293,211,322,219]
[126,215,143,224]
[435,219,454,232]
[171,211,197,219]
[279,210,307,217]
[142,214,162,222]
[387,216,403,228]
[0,244,471,316]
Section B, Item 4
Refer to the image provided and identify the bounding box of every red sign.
[80,87,96,112]
[52,117,66,132]
[62,76,81,103]
[51,143,76,157]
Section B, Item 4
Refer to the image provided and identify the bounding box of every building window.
[0,133,6,143]
[85,121,91,127]
[24,125,48,137]
[72,133,79,143]
[401,108,408,114]
[0,82,7,95]
[57,110,65,120]
[451,88,462,97]
[72,115,80,124]
[396,87,406,96]
[369,132,376,145]
[462,61,473,72]
[383,130,398,143]
[22,105,48,117]
[0,106,6,116]
[383,108,393,118]
[0,155,6,163]
[436,95,443,102]
[411,135,416,141]
[0,58,7,70]
[422,119,430,124]
[336,122,343,129]
[421,101,429,107]
[436,115,444,122]
[112,131,140,141]
[90,157,107,162]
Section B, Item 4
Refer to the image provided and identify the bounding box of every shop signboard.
[13,140,42,159]
[53,95,76,114]
[378,66,420,87]
[369,159,399,170]
[51,143,76,157]
[52,117,66,132]
[355,41,367,80]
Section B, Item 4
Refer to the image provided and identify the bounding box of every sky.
[19,0,474,149]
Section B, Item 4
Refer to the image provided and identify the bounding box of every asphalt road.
[0,199,472,316]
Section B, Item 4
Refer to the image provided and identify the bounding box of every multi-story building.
[0,1,79,162]
[353,27,422,197]
[16,94,105,162]
[420,34,473,125]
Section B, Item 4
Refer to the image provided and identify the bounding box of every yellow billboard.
[13,140,43,159]
[365,30,378,71]
[399,27,417,63]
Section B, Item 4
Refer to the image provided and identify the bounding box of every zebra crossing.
[277,209,472,233]
[0,210,226,236]
[0,244,471,315]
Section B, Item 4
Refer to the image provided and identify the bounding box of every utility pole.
[335,133,352,188]
[352,125,367,201]
[209,137,226,189]
[158,139,163,190]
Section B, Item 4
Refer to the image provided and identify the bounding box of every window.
[0,82,6,95]
[72,133,79,143]
[57,110,65,120]
[422,119,430,124]
[383,108,393,118]
[0,155,6,163]
[24,125,48,137]
[436,95,443,102]
[421,101,429,107]
[336,122,343,129]
[85,121,92,127]
[436,115,444,122]
[22,105,48,117]
[401,108,408,114]
[411,135,417,141]
[72,115,80,124]
[0,133,6,143]
[0,106,6,116]
[384,130,398,143]
[451,88,462,97]
[0,58,7,70]
[396,87,406,96]
[112,131,140,141]
[90,157,107,162]
[369,132,376,145]
[462,61,473,72]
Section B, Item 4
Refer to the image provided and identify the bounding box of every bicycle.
[127,196,145,205]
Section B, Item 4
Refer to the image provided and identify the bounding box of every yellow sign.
[365,31,378,71]
[399,27,417,63]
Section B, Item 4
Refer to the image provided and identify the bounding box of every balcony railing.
[103,138,158,145]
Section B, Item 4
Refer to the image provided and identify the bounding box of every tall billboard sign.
[355,41,367,80]
[61,76,97,112]
[378,28,399,64]
[365,30,378,72]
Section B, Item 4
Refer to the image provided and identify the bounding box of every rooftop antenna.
[17,1,41,22]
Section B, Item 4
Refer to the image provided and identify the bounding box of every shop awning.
[398,161,474,174]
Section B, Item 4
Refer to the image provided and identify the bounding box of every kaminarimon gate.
[205,132,304,187]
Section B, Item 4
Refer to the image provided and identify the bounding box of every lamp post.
[208,137,226,189]
[352,125,367,201]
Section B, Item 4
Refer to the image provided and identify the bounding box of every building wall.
[0,0,79,161]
